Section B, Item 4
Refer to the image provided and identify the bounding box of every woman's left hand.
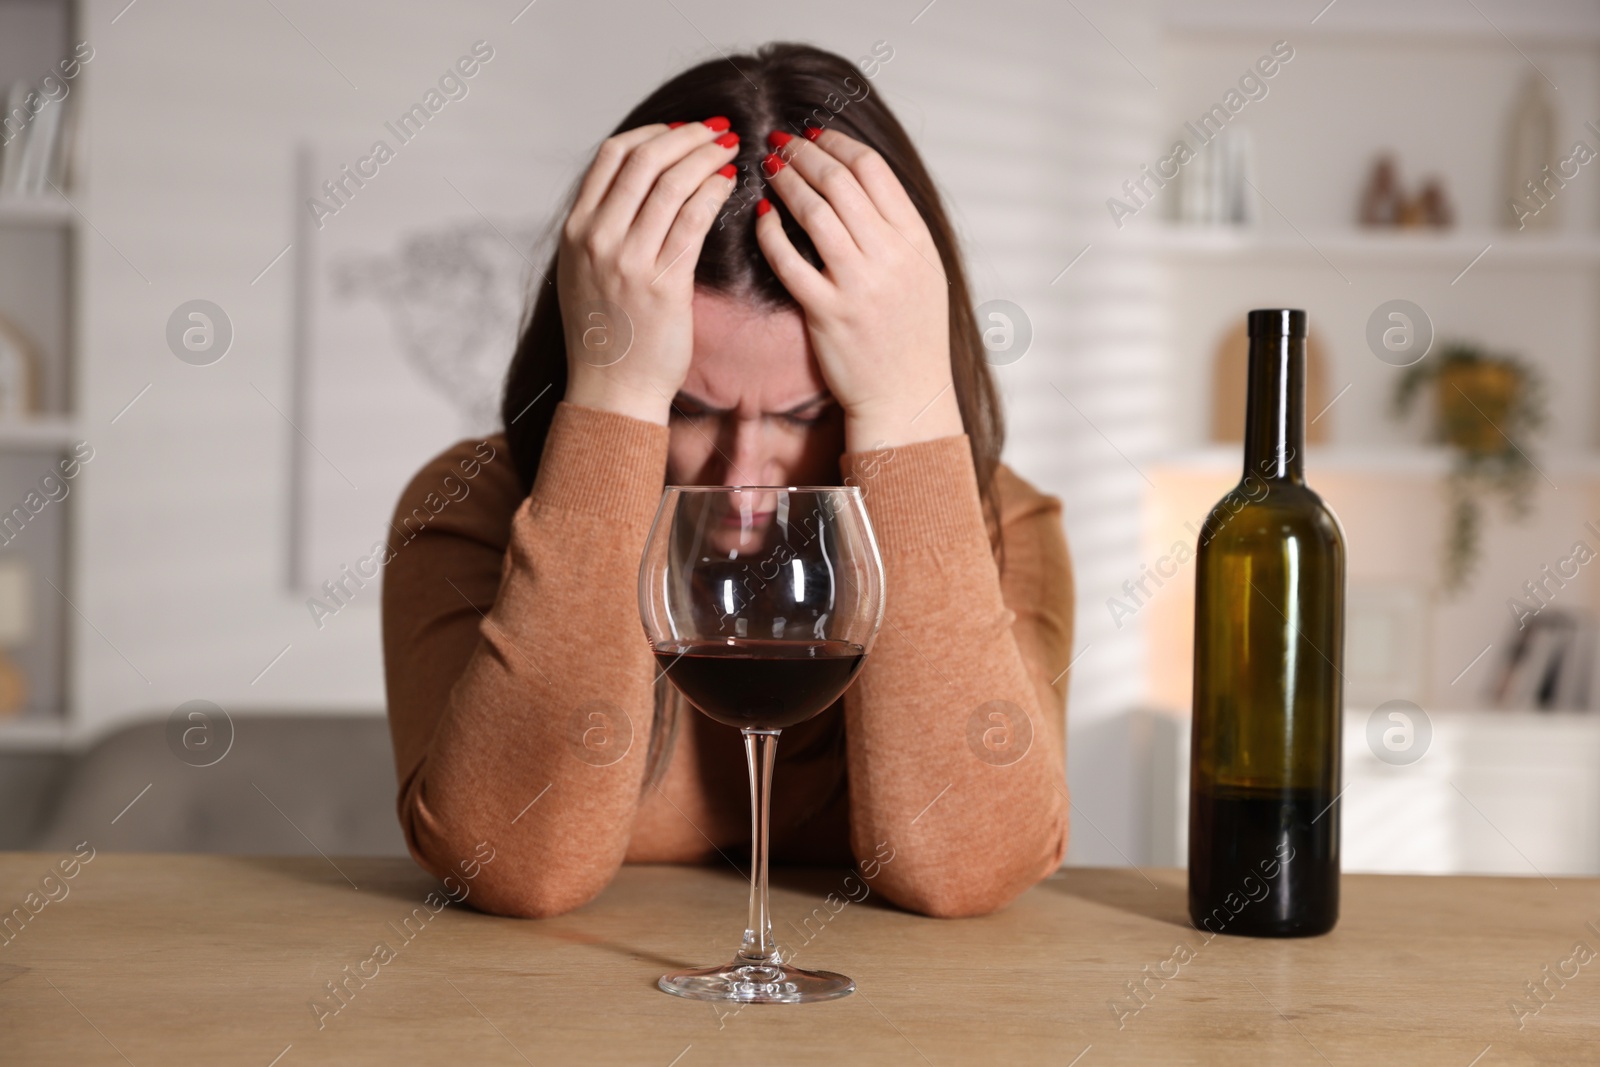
[754,128,965,452]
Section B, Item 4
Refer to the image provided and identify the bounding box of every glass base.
[658,957,854,1003]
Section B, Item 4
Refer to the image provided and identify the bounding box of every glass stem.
[739,728,781,967]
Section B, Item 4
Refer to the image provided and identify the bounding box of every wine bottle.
[1188,308,1345,938]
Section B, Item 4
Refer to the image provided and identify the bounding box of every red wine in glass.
[653,638,866,730]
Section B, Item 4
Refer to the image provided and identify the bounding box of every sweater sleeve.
[838,435,1074,917]
[381,401,670,918]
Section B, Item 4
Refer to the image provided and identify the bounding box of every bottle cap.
[1247,308,1307,339]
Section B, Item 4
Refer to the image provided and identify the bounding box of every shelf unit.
[0,0,81,745]
[1134,8,1600,875]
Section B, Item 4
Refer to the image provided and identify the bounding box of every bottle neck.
[1242,331,1306,484]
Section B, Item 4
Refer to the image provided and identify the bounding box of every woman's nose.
[722,416,777,486]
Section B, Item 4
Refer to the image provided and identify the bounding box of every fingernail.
[714,131,739,148]
[767,130,794,148]
[761,152,785,177]
[702,115,731,132]
[756,198,772,217]
[804,126,823,141]
[668,121,686,129]
[717,163,737,180]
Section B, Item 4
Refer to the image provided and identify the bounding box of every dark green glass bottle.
[1188,308,1345,938]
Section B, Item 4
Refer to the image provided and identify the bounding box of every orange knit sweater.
[381,400,1074,918]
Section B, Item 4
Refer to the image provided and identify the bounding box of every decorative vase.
[1503,73,1558,230]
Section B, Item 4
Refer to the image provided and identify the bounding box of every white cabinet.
[1142,706,1600,876]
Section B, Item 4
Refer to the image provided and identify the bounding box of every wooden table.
[1,854,1597,1065]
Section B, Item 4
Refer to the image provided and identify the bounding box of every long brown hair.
[499,42,1010,796]
[501,40,1006,521]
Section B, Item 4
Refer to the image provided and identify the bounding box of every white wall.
[964,8,1167,864]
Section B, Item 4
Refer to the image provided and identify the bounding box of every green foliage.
[1389,341,1546,592]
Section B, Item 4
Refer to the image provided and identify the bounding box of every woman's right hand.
[558,117,740,426]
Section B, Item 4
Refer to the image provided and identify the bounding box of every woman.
[381,42,1074,920]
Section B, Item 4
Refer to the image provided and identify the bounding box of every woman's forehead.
[684,290,826,411]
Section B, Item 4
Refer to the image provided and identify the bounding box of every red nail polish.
[703,115,730,132]
[668,121,686,129]
[761,152,785,177]
[714,131,739,148]
[803,126,823,141]
[756,198,772,216]
[768,130,794,147]
[717,163,737,180]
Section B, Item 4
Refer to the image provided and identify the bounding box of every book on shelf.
[1492,609,1599,712]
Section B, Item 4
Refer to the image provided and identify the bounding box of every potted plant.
[1392,341,1546,591]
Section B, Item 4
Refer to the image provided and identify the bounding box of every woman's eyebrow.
[672,390,833,416]
[778,392,833,415]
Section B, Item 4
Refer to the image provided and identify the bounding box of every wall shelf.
[0,711,71,751]
[1126,225,1600,269]
[1150,443,1600,479]
[0,197,74,226]
[0,417,86,448]
[1158,0,1600,44]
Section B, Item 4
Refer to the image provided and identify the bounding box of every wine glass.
[639,485,885,1003]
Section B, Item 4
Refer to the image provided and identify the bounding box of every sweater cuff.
[839,434,989,557]
[530,401,670,520]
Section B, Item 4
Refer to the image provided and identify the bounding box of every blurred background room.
[1,0,1598,880]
